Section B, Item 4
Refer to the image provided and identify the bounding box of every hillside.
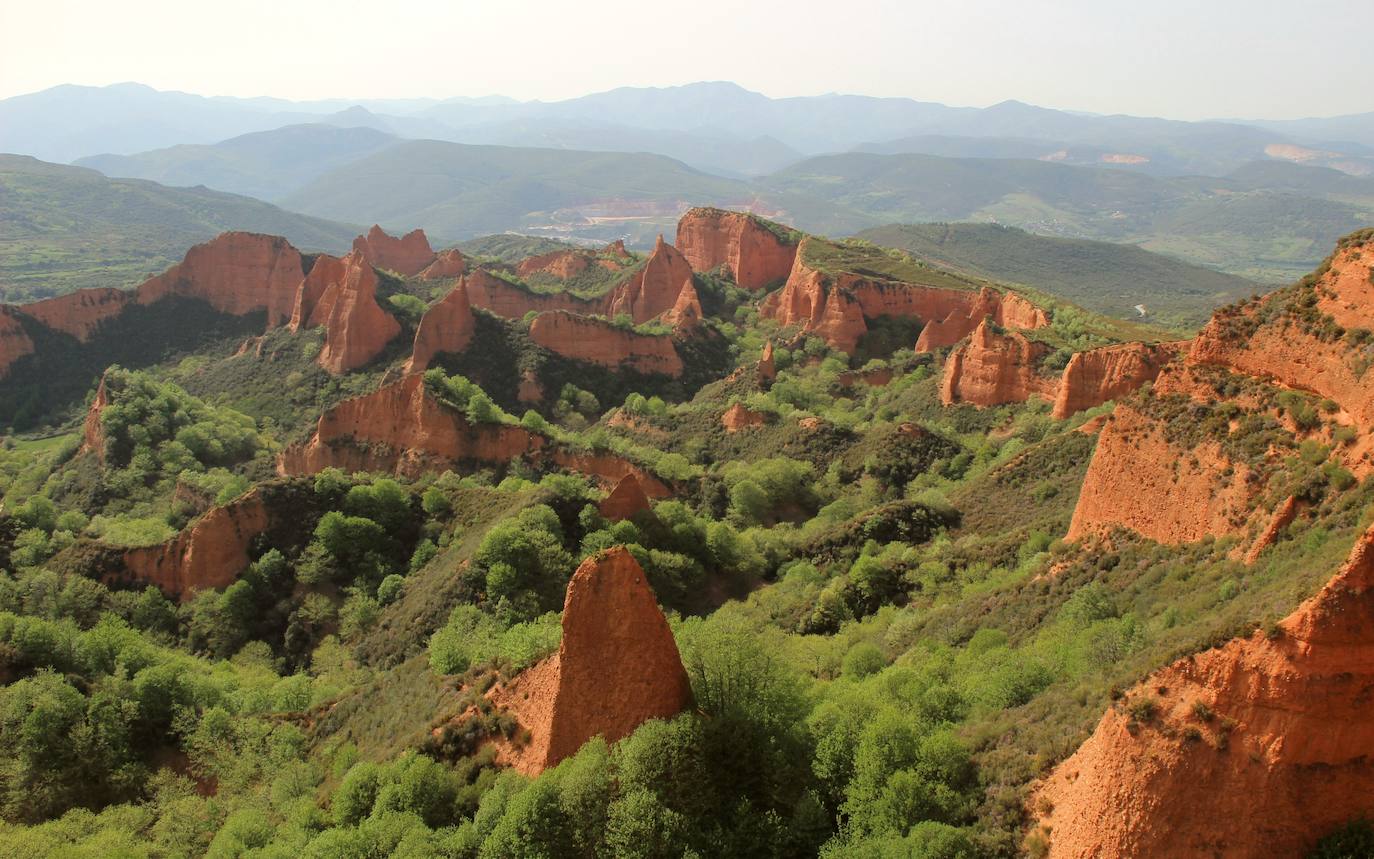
[762,152,1374,281]
[0,208,1372,858]
[0,155,359,301]
[858,222,1260,329]
[74,124,402,201]
[280,139,797,243]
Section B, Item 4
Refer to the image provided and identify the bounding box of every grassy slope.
[857,222,1261,330]
[0,155,359,301]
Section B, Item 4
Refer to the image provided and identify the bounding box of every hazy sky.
[1,0,1368,120]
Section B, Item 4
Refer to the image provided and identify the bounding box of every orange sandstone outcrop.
[759,239,1049,355]
[0,308,35,379]
[529,311,683,377]
[115,490,270,599]
[135,232,306,327]
[722,402,766,432]
[19,288,129,341]
[605,235,696,324]
[288,253,347,331]
[940,320,1055,407]
[352,225,435,277]
[1051,341,1180,419]
[1036,523,1374,858]
[675,207,798,290]
[547,449,671,499]
[406,280,475,373]
[598,474,654,522]
[1245,495,1300,564]
[278,375,543,477]
[661,278,703,330]
[758,342,776,382]
[419,248,466,280]
[81,373,111,458]
[1188,240,1374,428]
[495,547,692,775]
[311,252,401,374]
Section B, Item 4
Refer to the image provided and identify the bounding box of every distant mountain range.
[5,81,1372,178]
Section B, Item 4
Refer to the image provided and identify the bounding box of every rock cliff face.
[406,279,475,373]
[1065,236,1374,549]
[1036,523,1374,858]
[278,375,544,477]
[419,249,466,281]
[308,252,401,374]
[114,490,270,599]
[529,311,683,377]
[675,207,798,290]
[135,232,306,327]
[19,288,130,341]
[1050,341,1180,419]
[915,286,1049,351]
[287,253,347,331]
[1067,399,1253,544]
[278,376,670,495]
[598,474,653,522]
[352,225,435,277]
[495,547,692,775]
[940,321,1055,407]
[758,342,776,382]
[605,235,696,324]
[759,239,1049,355]
[0,308,35,380]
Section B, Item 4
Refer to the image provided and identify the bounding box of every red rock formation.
[605,235,696,324]
[495,547,692,775]
[547,450,672,499]
[464,268,601,319]
[529,311,683,377]
[406,280,475,373]
[288,253,347,331]
[760,239,1049,355]
[1036,523,1374,858]
[758,342,776,382]
[312,252,401,374]
[516,249,592,280]
[419,249,466,280]
[81,373,111,459]
[675,207,798,290]
[1188,240,1374,428]
[598,474,653,522]
[838,366,895,388]
[940,320,1056,407]
[517,369,544,404]
[915,286,1049,351]
[0,307,35,380]
[116,490,270,600]
[1051,341,1181,419]
[722,402,766,432]
[135,232,306,327]
[1067,401,1253,545]
[661,278,703,330]
[352,225,435,277]
[278,375,543,477]
[18,288,129,341]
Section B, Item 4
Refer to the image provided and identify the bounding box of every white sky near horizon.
[1,0,1369,120]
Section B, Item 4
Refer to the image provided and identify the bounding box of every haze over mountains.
[3,80,1372,292]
